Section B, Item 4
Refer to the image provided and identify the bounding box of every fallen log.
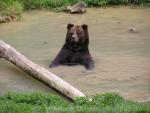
[0,40,86,101]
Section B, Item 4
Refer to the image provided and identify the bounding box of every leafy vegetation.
[0,0,149,22]
[0,0,23,22]
[18,0,150,9]
[0,0,150,12]
[0,92,149,113]
[0,0,23,17]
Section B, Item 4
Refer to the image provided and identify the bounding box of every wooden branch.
[0,40,86,101]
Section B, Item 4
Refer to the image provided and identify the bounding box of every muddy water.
[0,7,150,101]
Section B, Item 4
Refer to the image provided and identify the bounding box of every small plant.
[75,92,124,107]
[43,0,65,9]
[92,92,124,107]
[17,0,43,10]
[84,0,108,6]
[0,0,23,16]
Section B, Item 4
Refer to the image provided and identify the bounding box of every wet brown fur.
[49,23,94,70]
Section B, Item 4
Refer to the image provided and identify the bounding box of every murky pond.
[0,7,150,101]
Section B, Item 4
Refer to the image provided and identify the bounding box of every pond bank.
[0,7,150,102]
[0,0,149,24]
[0,92,149,113]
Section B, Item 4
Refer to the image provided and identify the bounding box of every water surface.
[0,7,150,101]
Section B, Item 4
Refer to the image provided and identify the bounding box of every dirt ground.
[0,7,150,101]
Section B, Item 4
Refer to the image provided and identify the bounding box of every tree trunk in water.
[0,40,85,101]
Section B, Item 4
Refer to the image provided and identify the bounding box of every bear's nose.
[72,33,77,38]
[71,37,75,40]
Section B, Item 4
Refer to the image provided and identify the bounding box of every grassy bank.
[0,0,150,17]
[0,92,149,113]
[11,0,150,10]
[0,0,23,19]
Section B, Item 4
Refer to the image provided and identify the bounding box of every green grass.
[20,0,150,8]
[0,0,23,15]
[0,0,149,20]
[0,0,23,21]
[1,0,150,12]
[0,92,149,113]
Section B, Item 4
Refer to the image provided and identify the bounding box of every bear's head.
[65,23,89,45]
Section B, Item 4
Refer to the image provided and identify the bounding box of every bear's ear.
[67,23,74,30]
[82,24,88,30]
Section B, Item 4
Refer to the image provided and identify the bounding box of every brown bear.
[49,23,94,70]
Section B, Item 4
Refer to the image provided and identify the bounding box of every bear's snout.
[71,33,79,42]
[71,37,75,41]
